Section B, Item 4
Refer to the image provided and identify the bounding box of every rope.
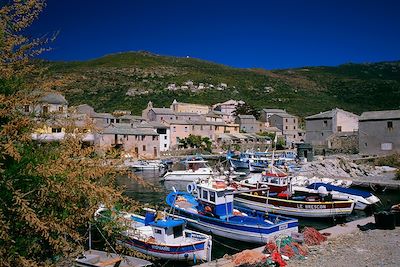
[212,236,241,251]
[94,224,118,254]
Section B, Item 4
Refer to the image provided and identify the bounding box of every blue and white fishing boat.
[248,158,269,172]
[166,180,299,244]
[226,151,250,169]
[95,207,212,263]
[293,182,380,210]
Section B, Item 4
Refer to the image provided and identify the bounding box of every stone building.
[259,108,286,125]
[96,123,159,158]
[235,114,259,133]
[359,110,400,155]
[305,108,359,147]
[269,112,301,146]
[170,99,210,114]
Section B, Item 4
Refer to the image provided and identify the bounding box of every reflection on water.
[118,169,400,262]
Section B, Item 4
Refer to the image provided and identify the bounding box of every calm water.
[118,168,400,264]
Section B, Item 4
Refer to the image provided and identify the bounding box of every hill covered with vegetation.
[38,51,400,117]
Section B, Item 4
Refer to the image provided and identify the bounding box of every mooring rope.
[212,237,241,251]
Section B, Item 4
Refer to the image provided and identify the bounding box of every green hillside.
[39,51,400,117]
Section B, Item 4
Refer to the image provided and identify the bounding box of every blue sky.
[29,0,400,69]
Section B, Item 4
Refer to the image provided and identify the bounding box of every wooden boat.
[75,249,153,267]
[234,168,355,218]
[98,208,213,263]
[124,159,165,171]
[166,180,299,244]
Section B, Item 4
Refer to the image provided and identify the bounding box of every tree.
[178,134,212,152]
[232,102,260,119]
[0,1,132,266]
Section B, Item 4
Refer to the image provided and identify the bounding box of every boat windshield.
[173,225,183,238]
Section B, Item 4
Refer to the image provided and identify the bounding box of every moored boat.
[234,168,355,218]
[292,182,380,210]
[96,207,212,263]
[162,156,213,182]
[166,180,299,244]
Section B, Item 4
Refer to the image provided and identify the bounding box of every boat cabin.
[144,212,185,243]
[196,181,234,219]
[183,157,208,171]
[258,171,289,193]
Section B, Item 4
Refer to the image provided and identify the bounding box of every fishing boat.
[292,182,380,210]
[162,156,213,182]
[234,168,355,218]
[226,151,250,169]
[248,158,269,172]
[291,175,353,188]
[96,207,212,263]
[166,180,299,244]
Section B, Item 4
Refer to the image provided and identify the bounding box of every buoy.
[186,182,197,193]
[205,206,212,213]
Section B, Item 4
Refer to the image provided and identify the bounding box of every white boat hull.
[163,169,213,182]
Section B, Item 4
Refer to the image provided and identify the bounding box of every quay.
[197,216,377,267]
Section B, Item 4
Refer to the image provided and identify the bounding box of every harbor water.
[118,169,400,264]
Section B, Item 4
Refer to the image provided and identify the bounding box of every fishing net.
[303,227,327,246]
[233,249,268,266]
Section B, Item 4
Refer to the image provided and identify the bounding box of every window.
[58,106,63,112]
[173,225,183,238]
[161,116,163,121]
[364,143,368,147]
[337,126,342,132]
[285,119,288,122]
[152,136,157,141]
[155,229,162,234]
[141,135,145,141]
[202,189,208,200]
[192,125,195,130]
[164,136,167,140]
[42,106,49,114]
[52,128,62,133]
[170,117,173,120]
[293,118,296,123]
[24,105,30,112]
[321,132,324,136]
[293,135,296,138]
[184,126,188,132]
[387,121,393,130]
[110,119,114,123]
[164,144,167,148]
[381,143,393,151]
[323,120,327,127]
[173,126,176,132]
[285,126,288,130]
[142,145,146,151]
[293,126,296,130]
[124,135,128,140]
[210,191,216,202]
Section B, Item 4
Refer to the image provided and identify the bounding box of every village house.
[269,112,302,147]
[235,114,259,133]
[96,123,159,158]
[305,108,359,148]
[138,121,170,152]
[24,91,69,117]
[171,99,210,114]
[213,99,245,123]
[359,110,400,155]
[259,108,286,126]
